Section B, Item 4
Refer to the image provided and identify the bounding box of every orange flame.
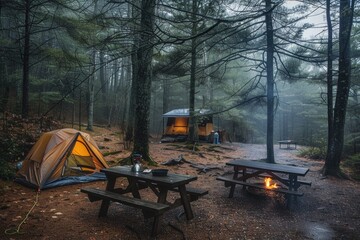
[264,177,278,189]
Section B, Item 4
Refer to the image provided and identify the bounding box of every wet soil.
[1,128,360,240]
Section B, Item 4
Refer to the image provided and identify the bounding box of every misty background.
[0,0,359,154]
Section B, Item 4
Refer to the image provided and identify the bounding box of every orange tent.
[16,128,108,189]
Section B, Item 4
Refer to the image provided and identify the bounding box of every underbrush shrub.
[0,133,34,162]
[0,113,63,180]
[342,141,359,156]
[342,154,360,180]
[0,160,15,180]
[0,134,33,180]
[298,138,327,160]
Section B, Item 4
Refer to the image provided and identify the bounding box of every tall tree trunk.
[22,0,30,118]
[86,0,98,131]
[188,0,198,143]
[99,50,109,122]
[125,48,136,148]
[323,0,354,176]
[111,58,119,126]
[79,87,82,130]
[162,75,169,137]
[325,0,334,170]
[125,1,139,149]
[99,51,107,98]
[72,82,76,128]
[120,56,130,130]
[133,0,156,161]
[265,0,275,163]
[0,3,9,114]
[162,77,169,114]
[87,51,96,131]
[203,43,213,105]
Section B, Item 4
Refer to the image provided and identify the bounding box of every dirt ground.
[1,128,360,240]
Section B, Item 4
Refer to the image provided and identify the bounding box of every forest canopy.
[0,0,359,176]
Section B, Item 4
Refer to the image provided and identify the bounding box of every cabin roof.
[162,108,212,117]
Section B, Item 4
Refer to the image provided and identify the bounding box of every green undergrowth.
[298,146,326,160]
[342,154,360,180]
[298,138,327,160]
[0,132,36,180]
[0,160,16,180]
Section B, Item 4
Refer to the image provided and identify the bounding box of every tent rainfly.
[16,128,108,190]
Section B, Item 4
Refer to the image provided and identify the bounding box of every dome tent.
[16,128,108,190]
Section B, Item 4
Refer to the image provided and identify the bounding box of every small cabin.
[161,108,213,142]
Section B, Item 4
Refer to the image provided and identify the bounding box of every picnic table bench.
[81,188,169,236]
[81,166,207,236]
[216,159,310,208]
[278,140,297,149]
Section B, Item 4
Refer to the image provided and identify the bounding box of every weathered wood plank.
[227,159,309,176]
[81,187,170,213]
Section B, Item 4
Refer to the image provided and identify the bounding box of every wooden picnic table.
[217,159,311,207]
[81,166,207,236]
[278,140,297,149]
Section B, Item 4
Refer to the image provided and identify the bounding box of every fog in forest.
[0,0,358,157]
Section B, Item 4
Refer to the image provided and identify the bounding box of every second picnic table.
[81,166,208,236]
[278,140,297,149]
[217,159,311,207]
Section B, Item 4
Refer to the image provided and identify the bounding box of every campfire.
[246,177,282,201]
[264,177,278,189]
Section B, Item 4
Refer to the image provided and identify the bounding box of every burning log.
[264,177,278,189]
